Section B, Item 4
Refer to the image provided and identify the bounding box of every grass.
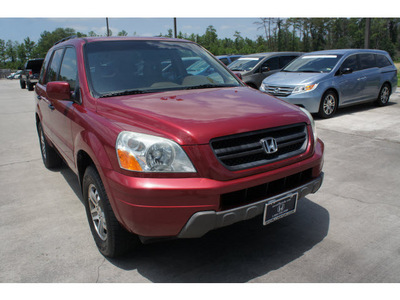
[395,62,400,87]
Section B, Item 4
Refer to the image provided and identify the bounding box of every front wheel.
[318,91,338,118]
[375,83,391,107]
[82,166,138,257]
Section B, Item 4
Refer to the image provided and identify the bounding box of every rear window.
[26,59,44,72]
[376,54,392,68]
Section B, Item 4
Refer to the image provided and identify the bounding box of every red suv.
[35,36,324,257]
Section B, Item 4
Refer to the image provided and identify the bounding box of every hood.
[262,71,329,86]
[96,87,308,145]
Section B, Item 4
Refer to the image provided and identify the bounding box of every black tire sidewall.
[37,122,61,169]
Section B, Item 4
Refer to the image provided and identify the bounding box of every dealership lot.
[0,79,399,283]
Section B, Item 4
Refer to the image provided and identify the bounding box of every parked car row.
[257,49,398,118]
[7,70,23,79]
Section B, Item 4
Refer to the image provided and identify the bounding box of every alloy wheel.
[88,184,107,241]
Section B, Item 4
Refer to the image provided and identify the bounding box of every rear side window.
[59,48,78,91]
[279,56,297,68]
[358,53,376,70]
[219,58,229,65]
[376,54,392,68]
[46,49,64,83]
[341,54,359,72]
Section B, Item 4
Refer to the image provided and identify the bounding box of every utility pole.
[174,18,177,38]
[106,17,110,37]
[364,18,371,49]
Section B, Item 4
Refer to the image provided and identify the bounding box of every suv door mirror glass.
[47,81,71,100]
[341,67,353,75]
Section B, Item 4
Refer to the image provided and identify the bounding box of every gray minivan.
[228,52,302,89]
[259,49,398,118]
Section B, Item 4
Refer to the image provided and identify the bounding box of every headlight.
[299,107,317,145]
[116,132,196,173]
[259,83,266,92]
[292,83,318,94]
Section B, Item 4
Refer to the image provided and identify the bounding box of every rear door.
[358,53,380,100]
[336,54,365,104]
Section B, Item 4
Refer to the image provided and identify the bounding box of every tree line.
[1,18,399,70]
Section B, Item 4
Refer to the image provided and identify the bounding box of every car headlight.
[299,107,318,145]
[116,132,196,173]
[259,83,267,92]
[292,83,318,94]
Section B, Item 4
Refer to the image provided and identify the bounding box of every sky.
[0,18,261,43]
[1,0,396,44]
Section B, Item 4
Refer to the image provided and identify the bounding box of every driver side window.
[341,55,359,72]
[261,57,279,72]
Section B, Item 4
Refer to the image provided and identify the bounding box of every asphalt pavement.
[1,79,400,283]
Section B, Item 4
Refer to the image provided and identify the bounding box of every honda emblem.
[260,137,278,154]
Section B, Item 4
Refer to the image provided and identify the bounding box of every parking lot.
[1,78,400,283]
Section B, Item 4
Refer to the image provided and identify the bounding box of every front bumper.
[103,139,324,238]
[178,173,323,238]
[264,90,322,113]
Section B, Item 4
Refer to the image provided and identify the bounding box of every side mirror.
[341,67,353,75]
[261,66,270,73]
[233,72,242,80]
[46,81,71,100]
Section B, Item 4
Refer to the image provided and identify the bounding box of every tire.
[37,122,62,169]
[318,91,338,119]
[20,79,26,89]
[82,166,138,257]
[375,83,391,107]
[27,80,34,91]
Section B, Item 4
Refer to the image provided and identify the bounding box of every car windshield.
[228,57,262,71]
[283,55,343,73]
[84,40,241,97]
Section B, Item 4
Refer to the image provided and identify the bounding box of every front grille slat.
[263,85,294,97]
[210,123,308,171]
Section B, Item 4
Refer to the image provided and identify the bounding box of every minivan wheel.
[82,166,138,258]
[376,83,390,107]
[37,122,62,169]
[318,91,337,119]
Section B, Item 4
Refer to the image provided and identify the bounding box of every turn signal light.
[117,149,142,171]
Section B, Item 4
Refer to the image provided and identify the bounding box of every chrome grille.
[210,123,308,171]
[263,85,294,97]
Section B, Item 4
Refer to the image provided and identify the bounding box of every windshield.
[283,55,343,73]
[228,57,262,72]
[84,40,241,97]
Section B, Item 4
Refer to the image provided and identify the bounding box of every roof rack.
[54,35,78,46]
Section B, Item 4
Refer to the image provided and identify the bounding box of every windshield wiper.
[99,89,152,98]
[183,84,234,90]
[230,68,243,71]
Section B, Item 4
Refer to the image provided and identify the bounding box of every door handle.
[48,103,55,111]
[357,76,367,81]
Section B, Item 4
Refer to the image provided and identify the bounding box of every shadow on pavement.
[108,197,330,283]
[55,163,329,283]
[313,101,396,119]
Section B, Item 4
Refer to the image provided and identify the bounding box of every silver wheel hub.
[323,94,335,115]
[88,184,107,241]
[380,86,389,104]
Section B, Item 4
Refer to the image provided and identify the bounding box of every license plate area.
[263,193,298,225]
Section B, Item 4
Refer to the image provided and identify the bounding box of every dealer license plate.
[263,193,298,225]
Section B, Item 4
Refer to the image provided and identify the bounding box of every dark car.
[228,52,302,89]
[20,58,44,91]
[35,36,324,257]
